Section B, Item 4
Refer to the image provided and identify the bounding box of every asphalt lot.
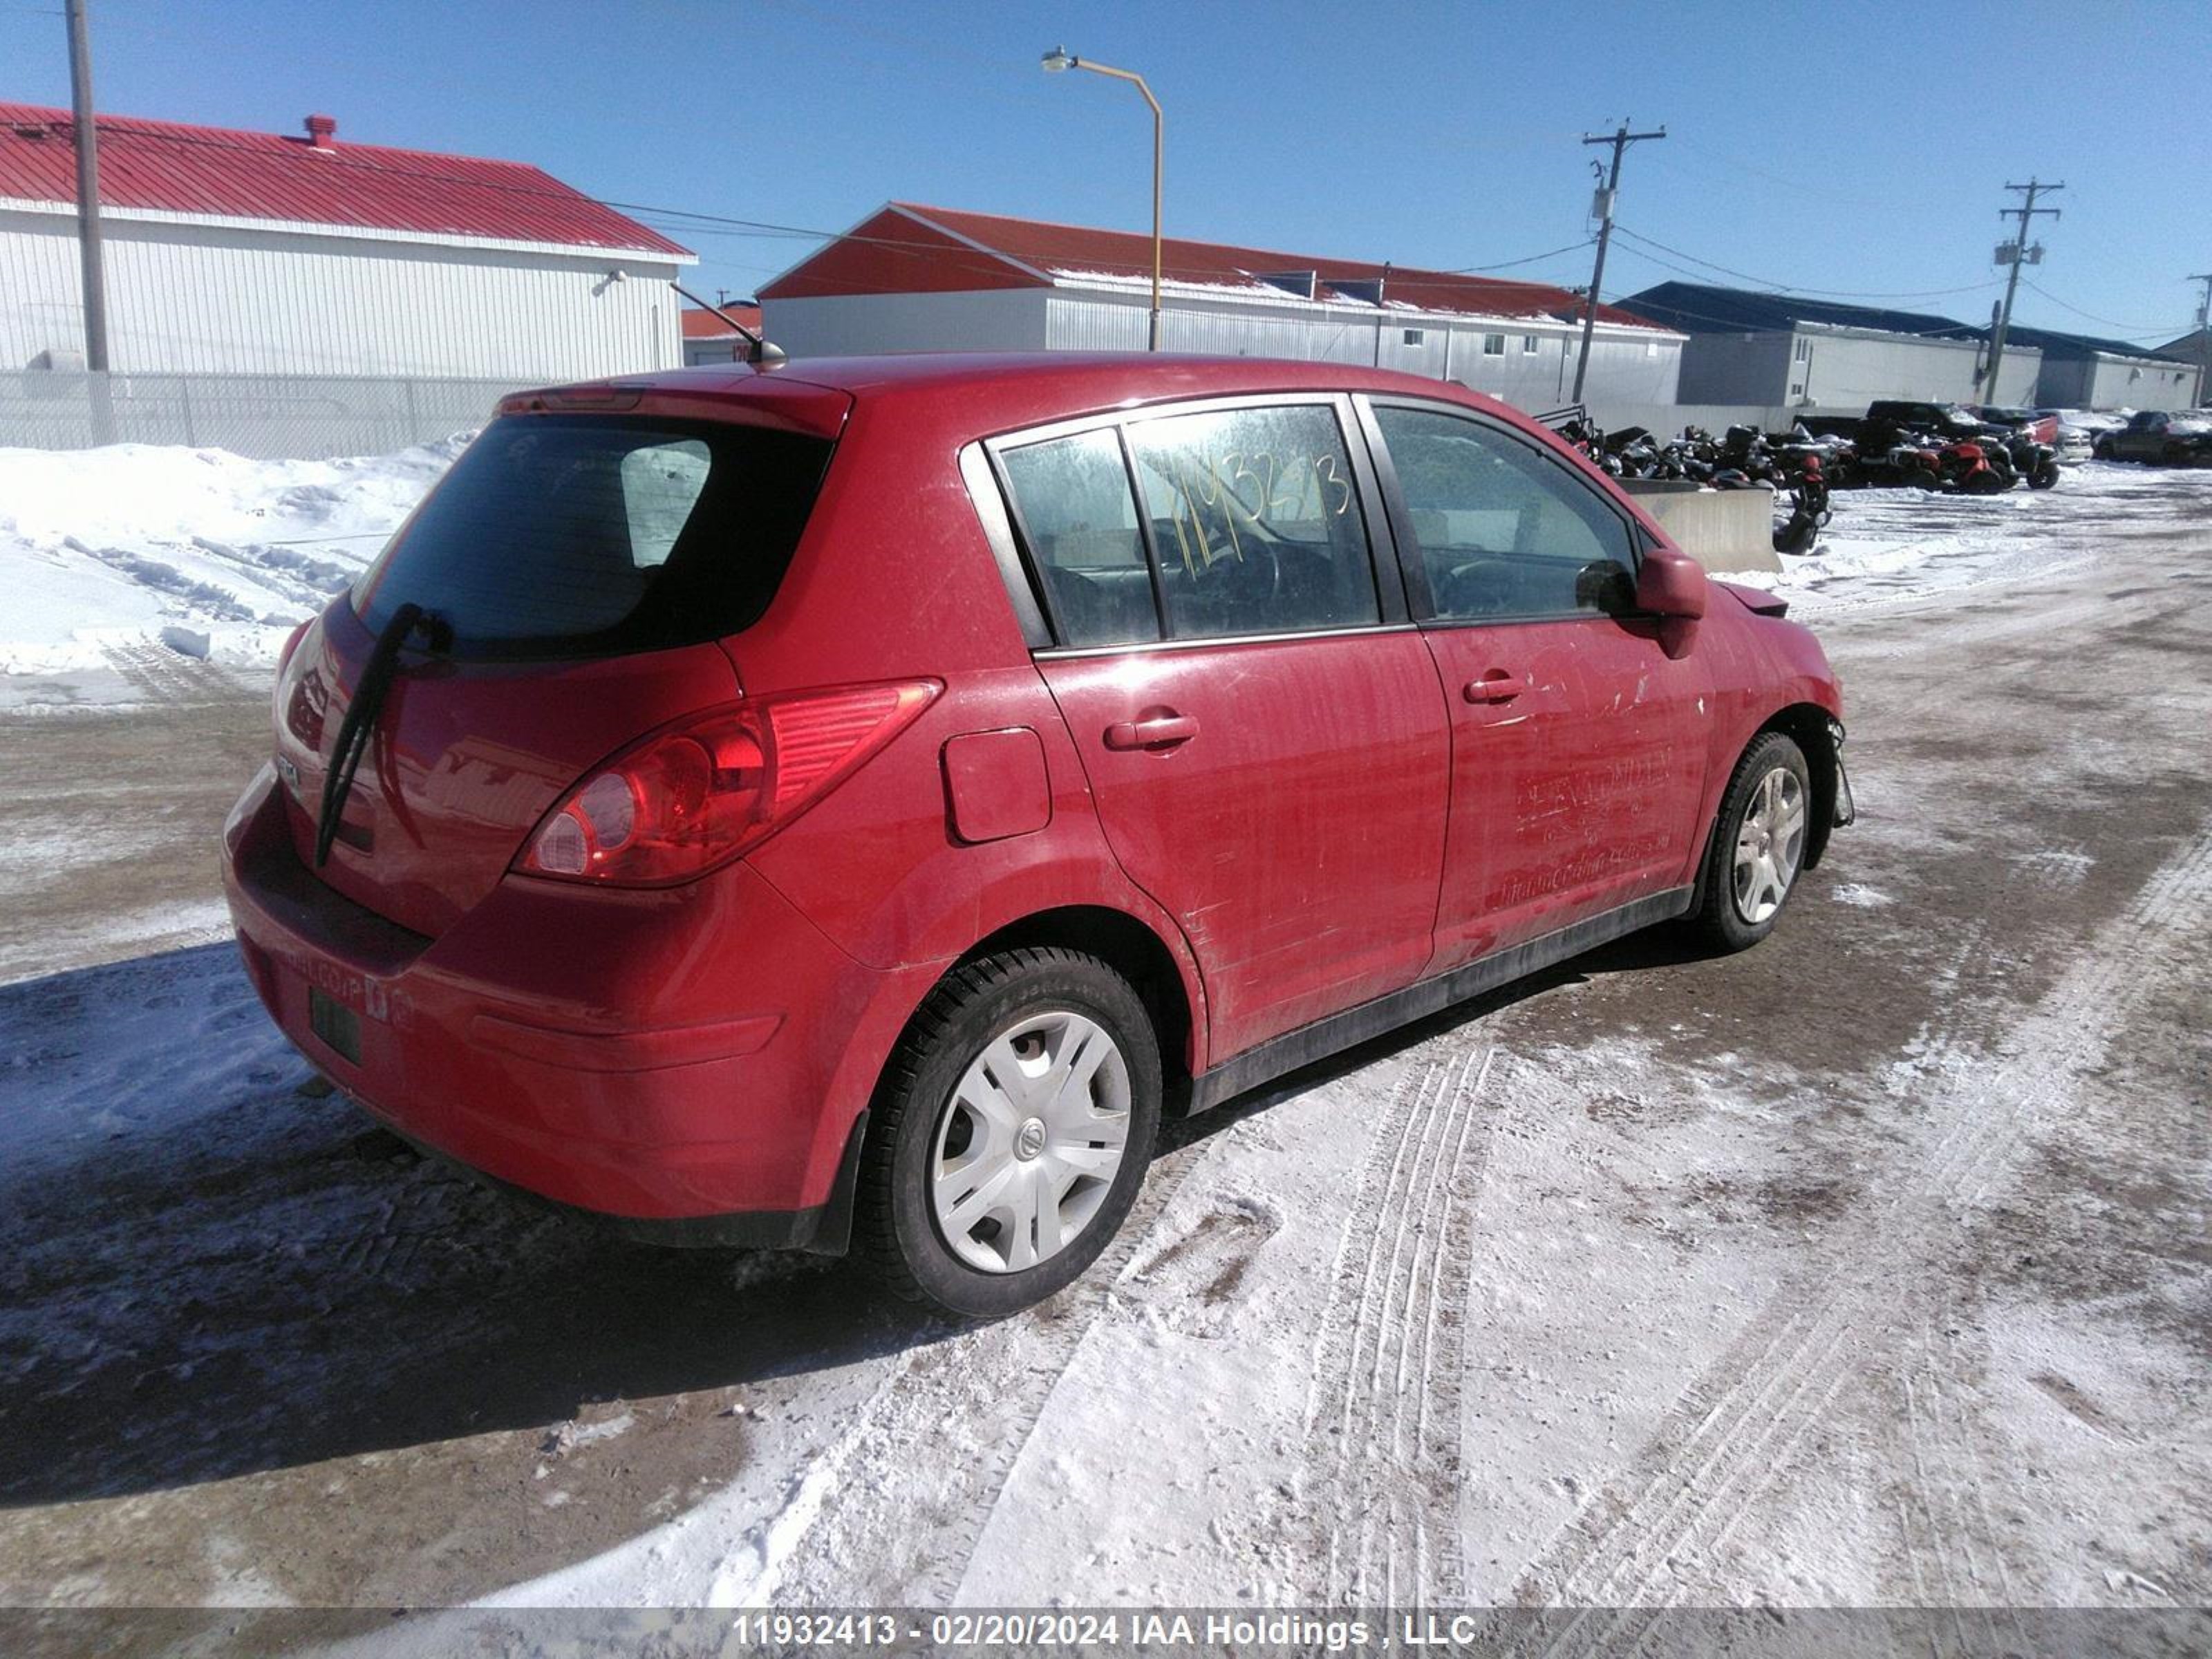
[1,468,2206,1639]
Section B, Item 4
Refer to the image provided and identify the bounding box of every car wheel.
[1692,732,1812,953]
[859,948,1161,1319]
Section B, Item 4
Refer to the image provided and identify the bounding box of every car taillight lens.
[515,679,939,886]
[276,619,312,673]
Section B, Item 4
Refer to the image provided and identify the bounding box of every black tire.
[1690,731,1813,954]
[859,947,1161,1320]
[2030,460,2060,489]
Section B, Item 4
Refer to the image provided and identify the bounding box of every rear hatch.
[274,385,847,937]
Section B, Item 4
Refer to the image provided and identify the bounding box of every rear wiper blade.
[315,603,449,868]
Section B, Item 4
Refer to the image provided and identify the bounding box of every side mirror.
[1636,545,1707,619]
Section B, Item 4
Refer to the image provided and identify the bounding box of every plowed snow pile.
[0,437,466,676]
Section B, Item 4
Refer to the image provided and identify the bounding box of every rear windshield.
[353,414,832,659]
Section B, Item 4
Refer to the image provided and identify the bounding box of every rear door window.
[355,415,831,658]
[997,429,1161,648]
[1123,404,1380,639]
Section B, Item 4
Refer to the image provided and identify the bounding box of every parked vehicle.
[2092,409,2212,466]
[224,355,1851,1318]
[2026,409,2097,465]
[1974,406,2060,447]
[1855,401,2059,489]
[1773,453,1833,554]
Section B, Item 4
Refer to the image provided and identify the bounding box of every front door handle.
[1463,673,1524,705]
[1103,712,1199,751]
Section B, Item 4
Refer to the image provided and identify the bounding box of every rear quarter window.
[355,415,831,659]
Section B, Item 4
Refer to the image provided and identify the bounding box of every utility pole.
[65,0,109,373]
[1981,178,2062,405]
[2188,272,2212,407]
[64,0,115,443]
[1571,120,1665,405]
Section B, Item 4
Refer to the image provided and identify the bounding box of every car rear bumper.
[221,763,917,1246]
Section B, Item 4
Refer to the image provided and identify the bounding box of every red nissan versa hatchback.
[223,354,1850,1318]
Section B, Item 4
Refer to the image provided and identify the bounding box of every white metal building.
[0,102,693,380]
[758,204,1685,409]
[1996,325,2203,412]
[1622,283,2041,413]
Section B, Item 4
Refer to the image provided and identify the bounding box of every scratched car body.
[223,353,1850,1318]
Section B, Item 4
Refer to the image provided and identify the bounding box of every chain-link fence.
[0,371,522,459]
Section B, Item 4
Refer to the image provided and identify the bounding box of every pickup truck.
[2092,409,2212,466]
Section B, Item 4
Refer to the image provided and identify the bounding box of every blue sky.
[6,0,2206,347]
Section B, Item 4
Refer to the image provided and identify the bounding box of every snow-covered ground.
[0,437,464,682]
[1732,464,2183,615]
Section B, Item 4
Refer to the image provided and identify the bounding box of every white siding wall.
[760,286,1683,414]
[1049,290,1678,409]
[1682,328,2040,414]
[1,207,682,379]
[1802,334,2018,411]
[2075,355,2202,411]
[1677,332,1793,404]
[764,290,1051,357]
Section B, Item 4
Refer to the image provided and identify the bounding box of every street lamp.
[1041,45,1163,351]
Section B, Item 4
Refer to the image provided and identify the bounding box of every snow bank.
[0,436,467,677]
[1732,461,2184,614]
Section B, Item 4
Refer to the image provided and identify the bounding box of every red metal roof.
[763,202,1669,330]
[682,303,764,338]
[0,102,688,256]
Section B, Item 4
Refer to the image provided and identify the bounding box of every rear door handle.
[1103,713,1199,751]
[1463,673,1524,704]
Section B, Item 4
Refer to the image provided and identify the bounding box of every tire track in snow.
[724,1130,1223,1607]
[1512,825,2211,1644]
[1891,1306,2031,1658]
[1299,1042,1499,1607]
[100,639,239,706]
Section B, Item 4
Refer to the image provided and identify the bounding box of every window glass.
[1125,404,1380,639]
[354,415,830,659]
[1482,334,1506,356]
[1376,406,1637,622]
[1521,335,1540,354]
[619,439,711,568]
[1000,428,1159,648]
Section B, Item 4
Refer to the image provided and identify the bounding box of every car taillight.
[515,679,940,886]
[276,619,312,673]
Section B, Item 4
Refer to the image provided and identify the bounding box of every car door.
[991,398,1451,1062]
[1361,397,1714,969]
[2111,413,2157,460]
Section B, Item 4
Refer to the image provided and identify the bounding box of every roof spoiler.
[672,282,786,366]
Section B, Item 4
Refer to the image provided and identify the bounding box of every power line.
[1611,225,1999,301]
[1443,238,1595,274]
[2017,278,2193,340]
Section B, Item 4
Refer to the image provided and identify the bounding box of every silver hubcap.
[930,1011,1132,1275]
[1733,766,1807,926]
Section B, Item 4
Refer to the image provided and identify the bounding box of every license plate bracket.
[308,987,362,1065]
